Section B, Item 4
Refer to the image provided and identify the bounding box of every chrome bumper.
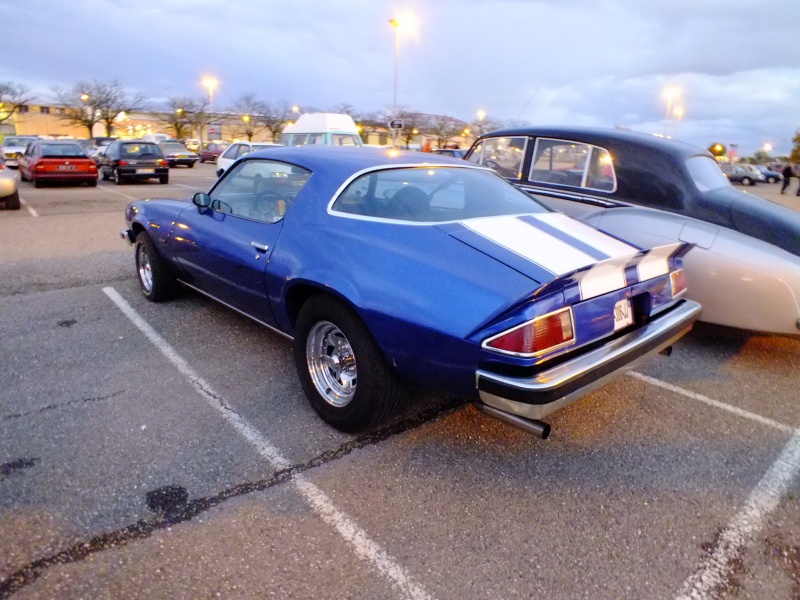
[476,299,702,420]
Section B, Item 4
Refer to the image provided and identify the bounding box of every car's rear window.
[685,156,730,192]
[121,143,161,157]
[40,144,87,158]
[161,143,188,152]
[331,166,549,223]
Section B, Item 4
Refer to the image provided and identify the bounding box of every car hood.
[701,188,800,256]
[438,213,687,301]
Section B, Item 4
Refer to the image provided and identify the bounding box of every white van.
[141,133,171,144]
[278,113,363,147]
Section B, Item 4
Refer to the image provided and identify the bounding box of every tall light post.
[663,86,681,120]
[476,109,486,135]
[389,18,400,148]
[202,77,218,112]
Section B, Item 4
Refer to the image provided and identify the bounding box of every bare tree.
[231,94,268,141]
[52,80,147,137]
[426,115,464,150]
[0,82,36,126]
[258,100,294,142]
[358,111,386,144]
[155,97,203,139]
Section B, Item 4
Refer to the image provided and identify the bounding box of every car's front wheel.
[294,295,404,433]
[134,232,179,302]
[3,190,21,210]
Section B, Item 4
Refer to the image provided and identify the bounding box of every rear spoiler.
[533,242,693,301]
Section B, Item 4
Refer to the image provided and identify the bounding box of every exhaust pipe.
[474,403,551,439]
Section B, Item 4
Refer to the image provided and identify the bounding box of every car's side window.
[209,159,312,223]
[529,138,616,193]
[475,137,527,179]
[467,141,484,164]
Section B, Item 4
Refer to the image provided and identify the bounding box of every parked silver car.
[0,159,20,210]
[1,135,38,168]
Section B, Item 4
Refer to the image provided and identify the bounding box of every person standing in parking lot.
[781,164,794,194]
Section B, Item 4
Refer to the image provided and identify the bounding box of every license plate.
[136,168,155,174]
[613,298,634,331]
[57,165,77,171]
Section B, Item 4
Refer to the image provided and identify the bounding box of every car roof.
[245,145,475,173]
[480,126,712,160]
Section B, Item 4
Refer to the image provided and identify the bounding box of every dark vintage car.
[467,127,800,336]
[158,141,199,168]
[98,140,170,184]
[18,139,98,187]
[198,142,229,163]
[121,146,699,437]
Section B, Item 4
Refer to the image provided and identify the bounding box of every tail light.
[35,163,45,171]
[484,307,575,357]
[670,268,687,297]
[157,159,167,166]
[118,160,128,166]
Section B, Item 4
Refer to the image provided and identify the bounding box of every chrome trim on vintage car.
[177,279,294,341]
[475,299,702,420]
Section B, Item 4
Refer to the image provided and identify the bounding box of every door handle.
[251,241,269,252]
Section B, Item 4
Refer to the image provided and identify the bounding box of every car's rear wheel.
[134,231,179,302]
[199,156,205,163]
[188,162,194,169]
[87,179,97,187]
[101,167,110,181]
[159,175,169,184]
[216,169,224,178]
[742,177,753,186]
[33,178,43,188]
[294,295,405,433]
[114,169,124,185]
[3,190,21,210]
[19,170,29,182]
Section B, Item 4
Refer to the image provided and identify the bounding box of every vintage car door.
[168,158,310,326]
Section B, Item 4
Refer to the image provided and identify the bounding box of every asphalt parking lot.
[1,163,799,600]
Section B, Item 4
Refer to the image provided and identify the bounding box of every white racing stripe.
[628,372,800,600]
[578,256,631,300]
[102,287,433,600]
[463,215,596,275]
[637,244,674,281]
[532,212,637,258]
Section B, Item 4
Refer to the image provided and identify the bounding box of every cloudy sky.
[4,0,799,156]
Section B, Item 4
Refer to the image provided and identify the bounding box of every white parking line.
[97,185,138,201]
[173,183,199,190]
[19,197,38,217]
[102,286,433,600]
[627,371,800,600]
[629,372,795,433]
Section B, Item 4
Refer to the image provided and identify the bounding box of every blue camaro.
[121,146,701,437]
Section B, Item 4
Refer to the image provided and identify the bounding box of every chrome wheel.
[306,321,357,407]
[137,244,153,293]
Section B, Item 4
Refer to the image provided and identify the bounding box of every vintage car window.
[685,156,730,192]
[585,147,616,192]
[331,166,548,223]
[292,134,309,146]
[530,139,589,188]
[210,159,312,223]
[466,141,483,164]
[473,137,527,179]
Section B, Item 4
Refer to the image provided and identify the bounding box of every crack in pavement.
[1,391,125,421]
[0,396,465,598]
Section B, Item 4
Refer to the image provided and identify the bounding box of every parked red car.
[198,142,229,164]
[18,140,98,187]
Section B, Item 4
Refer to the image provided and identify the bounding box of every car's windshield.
[331,166,549,223]
[4,137,35,147]
[685,156,731,192]
[40,143,87,158]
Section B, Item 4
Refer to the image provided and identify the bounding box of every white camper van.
[278,113,363,147]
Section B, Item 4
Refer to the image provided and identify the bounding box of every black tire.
[199,156,205,163]
[101,167,110,181]
[293,295,405,433]
[19,170,29,182]
[3,190,21,210]
[216,169,224,178]
[187,162,194,169]
[159,175,169,184]
[741,177,752,186]
[87,179,97,187]
[114,169,123,185]
[134,232,180,302]
[33,178,43,188]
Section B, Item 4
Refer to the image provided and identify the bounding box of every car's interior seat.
[384,186,430,221]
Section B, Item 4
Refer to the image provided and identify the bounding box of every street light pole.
[389,18,399,148]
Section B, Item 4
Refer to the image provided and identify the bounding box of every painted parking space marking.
[628,371,800,600]
[173,183,200,190]
[629,371,795,433]
[102,286,433,600]
[96,185,138,201]
[19,197,38,217]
